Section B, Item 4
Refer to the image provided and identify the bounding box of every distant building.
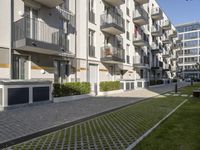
[176,22,200,79]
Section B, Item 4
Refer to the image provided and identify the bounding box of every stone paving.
[0,82,189,146]
[9,94,186,150]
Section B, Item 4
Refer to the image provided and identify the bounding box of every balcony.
[134,0,149,5]
[133,56,149,68]
[103,0,125,6]
[169,30,178,38]
[101,45,125,64]
[162,52,171,58]
[151,43,162,53]
[171,55,177,61]
[133,6,149,25]
[151,61,163,70]
[151,25,162,37]
[101,10,125,35]
[13,17,73,56]
[162,37,170,44]
[162,20,171,30]
[34,0,64,8]
[151,7,163,20]
[163,64,171,71]
[133,31,149,46]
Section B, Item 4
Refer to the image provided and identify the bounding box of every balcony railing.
[133,56,149,68]
[162,20,171,30]
[14,17,69,52]
[133,6,149,25]
[151,61,163,70]
[101,45,125,63]
[151,25,162,37]
[133,30,149,46]
[151,7,163,20]
[101,10,125,35]
[151,43,162,53]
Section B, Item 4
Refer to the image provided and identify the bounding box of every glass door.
[12,55,29,79]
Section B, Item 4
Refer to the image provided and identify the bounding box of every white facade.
[0,0,179,92]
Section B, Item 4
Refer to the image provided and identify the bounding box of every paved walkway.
[0,82,189,146]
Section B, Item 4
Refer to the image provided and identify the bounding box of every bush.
[150,80,164,86]
[100,81,120,92]
[53,82,91,97]
[172,79,177,83]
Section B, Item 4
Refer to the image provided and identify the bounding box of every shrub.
[172,79,177,83]
[100,81,120,92]
[53,82,91,97]
[150,80,164,86]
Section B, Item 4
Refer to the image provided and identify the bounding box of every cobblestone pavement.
[0,82,189,146]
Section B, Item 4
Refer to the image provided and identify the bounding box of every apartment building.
[0,0,76,83]
[0,0,179,93]
[176,22,200,79]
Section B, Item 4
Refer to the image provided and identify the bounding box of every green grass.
[134,83,200,150]
[10,94,186,150]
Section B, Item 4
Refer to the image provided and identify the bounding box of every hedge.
[172,79,177,83]
[53,82,91,97]
[100,81,120,92]
[150,80,164,86]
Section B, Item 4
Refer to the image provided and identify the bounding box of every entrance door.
[54,60,70,84]
[13,55,29,79]
[89,64,98,92]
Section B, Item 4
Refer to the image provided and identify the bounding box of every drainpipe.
[9,0,14,79]
[86,0,89,82]
[75,0,78,82]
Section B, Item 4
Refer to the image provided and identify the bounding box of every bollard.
[175,83,178,93]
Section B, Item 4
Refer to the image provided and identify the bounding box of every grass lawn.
[9,91,186,150]
[135,83,200,150]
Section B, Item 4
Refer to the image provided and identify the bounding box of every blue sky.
[157,0,200,25]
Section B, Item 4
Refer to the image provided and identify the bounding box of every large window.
[184,40,198,48]
[184,57,198,63]
[184,48,199,56]
[89,29,95,57]
[184,32,198,40]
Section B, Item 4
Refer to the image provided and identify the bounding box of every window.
[126,0,130,16]
[89,29,95,57]
[140,70,144,78]
[126,20,130,40]
[184,32,198,40]
[184,40,198,48]
[89,0,95,23]
[178,34,183,40]
[126,44,130,64]
[184,48,198,56]
[184,57,198,63]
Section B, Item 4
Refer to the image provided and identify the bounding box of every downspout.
[75,0,77,82]
[86,0,89,82]
[9,0,14,79]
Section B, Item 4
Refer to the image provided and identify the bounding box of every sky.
[157,0,200,26]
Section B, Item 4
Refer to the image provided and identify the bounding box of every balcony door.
[25,6,38,40]
[12,55,29,80]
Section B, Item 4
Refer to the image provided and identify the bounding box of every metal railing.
[133,6,148,20]
[151,7,162,15]
[101,45,125,62]
[162,20,171,27]
[133,30,149,42]
[133,56,149,65]
[101,10,125,29]
[14,17,69,50]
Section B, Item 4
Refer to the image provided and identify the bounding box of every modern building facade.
[176,22,200,79]
[0,0,179,93]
